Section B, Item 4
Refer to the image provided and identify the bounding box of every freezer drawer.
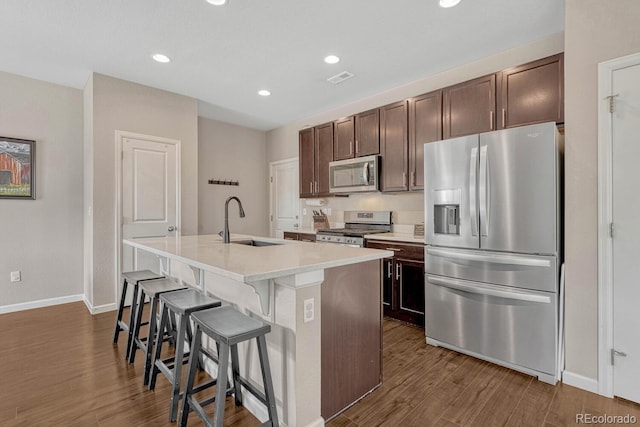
[426,274,557,376]
[425,247,558,292]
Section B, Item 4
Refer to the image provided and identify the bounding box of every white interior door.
[611,62,640,403]
[270,159,299,238]
[121,136,179,281]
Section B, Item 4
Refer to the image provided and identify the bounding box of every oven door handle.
[427,275,551,304]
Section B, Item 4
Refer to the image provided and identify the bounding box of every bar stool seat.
[129,277,187,386]
[149,289,222,422]
[112,270,164,360]
[180,306,279,427]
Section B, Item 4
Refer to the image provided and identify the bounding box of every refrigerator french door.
[423,122,561,384]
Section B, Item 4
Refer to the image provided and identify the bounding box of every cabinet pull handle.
[402,172,407,187]
[355,140,359,155]
[502,108,506,128]
[489,110,494,130]
[315,181,318,193]
[412,171,416,186]
[385,247,403,252]
[349,141,353,155]
[309,182,313,194]
[387,261,392,279]
[396,263,401,280]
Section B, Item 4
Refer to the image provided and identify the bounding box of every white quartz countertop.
[124,234,393,283]
[364,233,425,245]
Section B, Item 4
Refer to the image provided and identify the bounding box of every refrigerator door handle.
[427,275,552,304]
[479,145,489,236]
[469,147,479,236]
[426,248,552,267]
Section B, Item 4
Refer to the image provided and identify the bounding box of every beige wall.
[86,73,198,308]
[198,117,269,236]
[563,0,640,380]
[0,71,84,308]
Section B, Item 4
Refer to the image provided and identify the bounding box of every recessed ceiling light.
[152,53,171,63]
[206,0,228,5]
[439,0,461,7]
[258,89,271,97]
[324,55,340,64]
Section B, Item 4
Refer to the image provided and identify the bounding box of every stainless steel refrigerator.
[423,121,561,384]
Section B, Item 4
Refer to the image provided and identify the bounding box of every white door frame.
[269,157,299,237]
[114,130,182,303]
[597,51,640,397]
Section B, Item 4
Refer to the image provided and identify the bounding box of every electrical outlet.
[303,298,314,323]
[303,208,307,216]
[10,271,21,283]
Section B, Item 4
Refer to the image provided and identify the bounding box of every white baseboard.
[83,297,117,315]
[0,294,84,315]
[562,371,599,394]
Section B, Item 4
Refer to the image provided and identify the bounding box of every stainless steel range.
[316,211,392,247]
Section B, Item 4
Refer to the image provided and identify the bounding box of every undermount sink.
[232,239,282,247]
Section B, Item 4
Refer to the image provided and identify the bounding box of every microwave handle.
[363,162,370,183]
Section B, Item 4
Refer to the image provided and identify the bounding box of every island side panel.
[321,259,382,420]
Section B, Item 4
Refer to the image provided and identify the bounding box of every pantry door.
[610,60,640,404]
[119,132,180,301]
[270,158,299,238]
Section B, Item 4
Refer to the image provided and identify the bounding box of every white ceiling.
[0,0,564,131]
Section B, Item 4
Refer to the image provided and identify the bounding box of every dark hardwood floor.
[1,302,638,426]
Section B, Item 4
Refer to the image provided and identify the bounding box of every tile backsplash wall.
[300,192,424,230]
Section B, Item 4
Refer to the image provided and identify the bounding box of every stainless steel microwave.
[329,155,379,194]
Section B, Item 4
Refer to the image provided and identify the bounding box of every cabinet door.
[315,122,334,196]
[443,74,496,139]
[498,53,564,129]
[299,233,316,242]
[355,108,380,156]
[409,90,442,191]
[382,257,394,309]
[397,259,425,326]
[283,232,299,241]
[334,116,355,161]
[299,128,315,197]
[380,101,408,192]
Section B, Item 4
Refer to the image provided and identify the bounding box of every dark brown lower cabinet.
[283,231,316,242]
[366,240,425,327]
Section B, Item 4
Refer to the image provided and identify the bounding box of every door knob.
[168,226,176,232]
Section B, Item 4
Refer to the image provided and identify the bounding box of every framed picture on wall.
[0,137,36,200]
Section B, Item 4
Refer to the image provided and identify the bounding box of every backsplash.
[299,192,424,230]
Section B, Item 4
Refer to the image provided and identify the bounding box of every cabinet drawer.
[299,233,316,242]
[366,240,424,261]
[283,232,299,241]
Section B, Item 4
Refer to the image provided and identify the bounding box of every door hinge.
[610,222,615,238]
[270,215,273,222]
[270,176,273,183]
[611,348,627,365]
[606,94,619,114]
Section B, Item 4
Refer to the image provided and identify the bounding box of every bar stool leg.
[128,287,145,364]
[142,295,160,385]
[148,303,169,391]
[212,342,230,427]
[125,283,140,361]
[230,344,242,406]
[180,326,202,427]
[257,335,279,427]
[113,278,128,344]
[169,313,188,422]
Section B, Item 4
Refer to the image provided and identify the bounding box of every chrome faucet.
[220,196,245,243]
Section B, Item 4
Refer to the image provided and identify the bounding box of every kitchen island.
[124,234,393,426]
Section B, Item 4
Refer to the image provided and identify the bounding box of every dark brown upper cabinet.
[443,74,496,139]
[497,53,564,129]
[299,123,334,198]
[333,116,355,161]
[315,122,334,196]
[408,90,442,191]
[333,109,380,160]
[355,108,380,157]
[299,128,315,198]
[380,101,409,192]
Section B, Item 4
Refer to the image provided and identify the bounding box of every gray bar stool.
[128,277,187,386]
[112,270,164,360]
[179,306,279,427]
[149,288,222,422]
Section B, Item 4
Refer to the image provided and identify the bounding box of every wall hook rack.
[208,179,239,186]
